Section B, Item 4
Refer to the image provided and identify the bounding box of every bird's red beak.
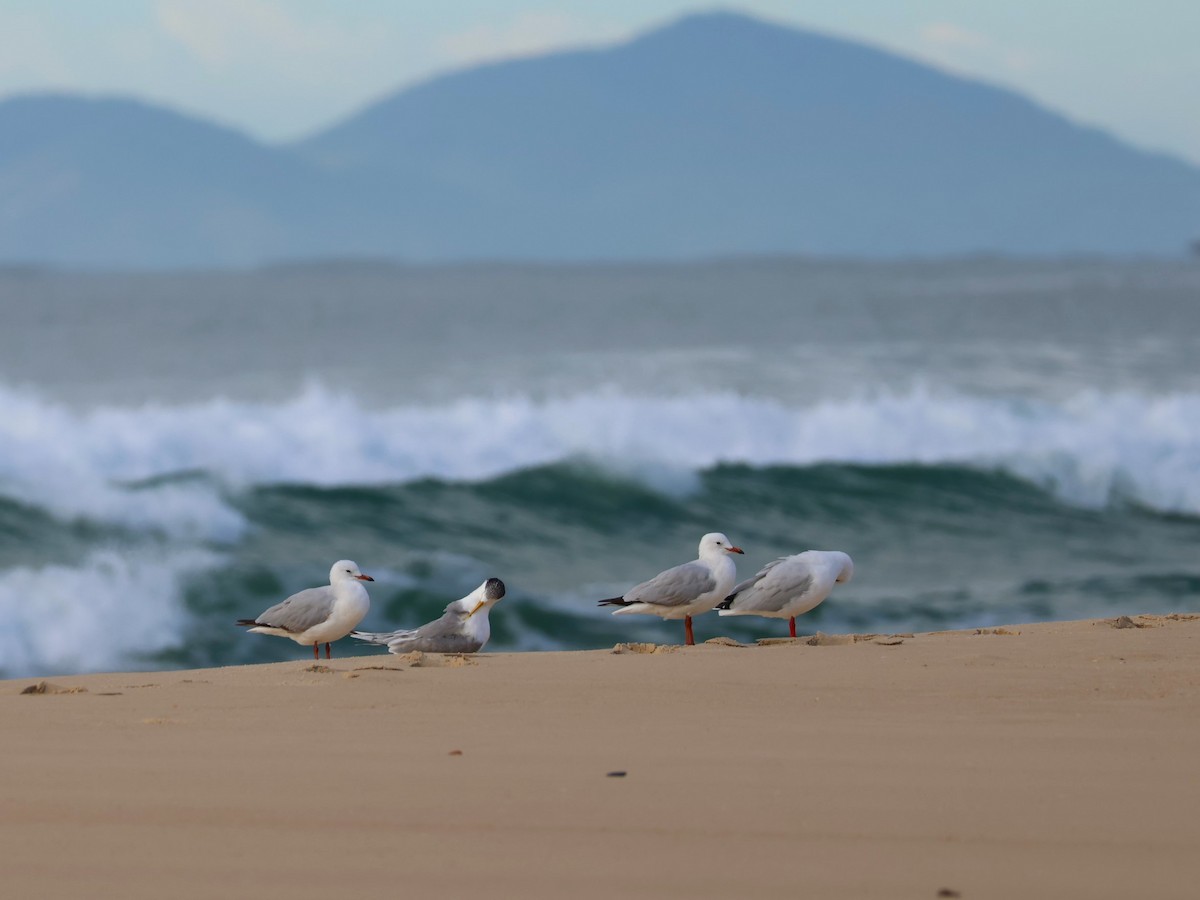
[356,574,374,581]
[728,546,744,554]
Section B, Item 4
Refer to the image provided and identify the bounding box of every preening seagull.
[236,559,373,659]
[599,532,744,646]
[717,550,853,637]
[353,578,506,654]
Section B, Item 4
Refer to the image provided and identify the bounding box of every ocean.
[1,258,1198,677]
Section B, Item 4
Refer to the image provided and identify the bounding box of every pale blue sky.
[2,1,1198,164]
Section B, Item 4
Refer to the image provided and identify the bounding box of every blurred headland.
[1,11,1199,269]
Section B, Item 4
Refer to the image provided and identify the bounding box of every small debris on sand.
[704,636,749,647]
[611,643,681,655]
[758,632,911,647]
[398,652,478,667]
[806,632,855,646]
[20,682,87,695]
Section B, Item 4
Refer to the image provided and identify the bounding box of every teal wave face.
[173,462,1200,667]
[3,461,1198,677]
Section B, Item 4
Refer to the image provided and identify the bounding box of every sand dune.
[4,615,1200,899]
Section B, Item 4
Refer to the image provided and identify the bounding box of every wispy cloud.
[918,20,1036,77]
[435,11,626,67]
[154,0,391,74]
[920,22,987,51]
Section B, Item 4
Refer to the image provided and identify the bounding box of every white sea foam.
[1,381,1199,525]
[0,548,220,677]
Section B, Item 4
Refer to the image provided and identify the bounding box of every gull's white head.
[329,559,374,584]
[834,553,855,584]
[463,577,506,620]
[699,532,744,557]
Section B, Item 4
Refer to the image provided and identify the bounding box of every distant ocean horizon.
[2,258,1198,677]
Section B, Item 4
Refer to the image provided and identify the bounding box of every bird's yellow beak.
[463,600,486,620]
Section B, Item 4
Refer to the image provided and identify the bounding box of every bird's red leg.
[789,617,797,638]
[684,615,695,646]
[325,642,332,659]
[312,642,319,660]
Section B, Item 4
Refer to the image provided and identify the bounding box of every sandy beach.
[4,614,1200,899]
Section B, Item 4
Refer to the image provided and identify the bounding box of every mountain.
[0,95,309,268]
[1,11,1198,267]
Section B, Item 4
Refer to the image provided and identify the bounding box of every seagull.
[717,550,854,637]
[599,532,744,646]
[236,559,373,659]
[352,578,505,654]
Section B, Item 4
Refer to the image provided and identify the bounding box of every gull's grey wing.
[253,586,335,633]
[392,610,483,652]
[727,557,786,599]
[728,558,813,613]
[626,560,717,608]
[355,610,484,654]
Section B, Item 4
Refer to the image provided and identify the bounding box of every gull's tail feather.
[350,630,390,645]
[598,597,631,607]
[352,629,416,645]
[235,618,259,627]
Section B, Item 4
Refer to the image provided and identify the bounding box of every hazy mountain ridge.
[1,11,1197,268]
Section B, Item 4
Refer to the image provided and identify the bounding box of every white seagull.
[599,532,744,646]
[352,577,506,654]
[237,559,373,659]
[717,550,854,637]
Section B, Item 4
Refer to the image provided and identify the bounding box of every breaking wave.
[1,381,1198,531]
